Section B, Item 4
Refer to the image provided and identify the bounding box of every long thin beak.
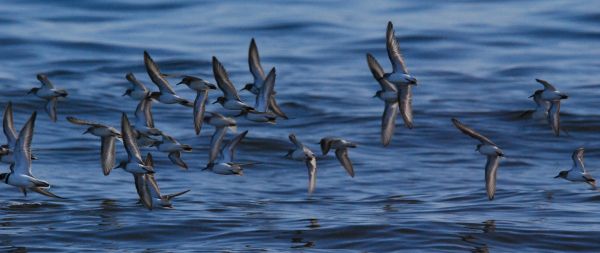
[239,88,247,92]
[176,81,184,85]
[212,100,219,104]
[528,94,535,98]
[83,130,90,135]
[554,175,561,178]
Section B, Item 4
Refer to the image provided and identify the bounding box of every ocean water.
[1,0,600,252]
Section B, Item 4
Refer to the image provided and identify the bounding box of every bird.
[554,147,596,188]
[133,96,162,145]
[204,112,237,164]
[27,74,68,122]
[66,116,121,176]
[534,79,568,136]
[113,113,154,175]
[519,89,550,121]
[140,173,190,209]
[143,51,193,107]
[175,75,217,135]
[452,118,504,200]
[383,21,418,86]
[285,134,317,194]
[212,56,255,112]
[0,111,64,198]
[238,67,278,123]
[1,102,38,164]
[151,133,192,170]
[367,53,399,146]
[319,137,357,177]
[240,38,288,119]
[204,130,249,175]
[123,72,151,100]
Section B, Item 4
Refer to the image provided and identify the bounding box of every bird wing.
[144,51,176,94]
[335,148,355,177]
[485,155,500,200]
[168,151,188,170]
[193,90,209,135]
[134,97,155,128]
[399,85,414,129]
[381,102,399,147]
[125,72,148,91]
[100,136,116,176]
[572,147,586,173]
[14,112,36,177]
[37,74,55,89]
[386,21,409,74]
[222,130,248,163]
[145,173,163,199]
[366,53,397,92]
[209,127,228,164]
[212,56,241,100]
[248,38,266,83]
[548,101,561,136]
[121,113,143,164]
[535,79,557,91]
[133,173,153,210]
[45,97,58,122]
[268,95,288,119]
[66,116,104,127]
[255,68,276,112]
[307,156,317,194]
[3,102,17,148]
[451,118,497,146]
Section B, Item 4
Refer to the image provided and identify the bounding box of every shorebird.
[319,137,357,177]
[519,89,550,121]
[238,68,278,123]
[0,111,63,198]
[28,74,68,122]
[144,51,193,107]
[152,133,192,170]
[204,112,237,164]
[367,53,400,146]
[452,118,504,200]
[285,134,317,194]
[555,147,596,188]
[240,38,288,119]
[124,72,151,100]
[204,130,249,175]
[66,116,121,176]
[212,56,254,112]
[114,113,154,175]
[133,97,162,147]
[175,75,217,135]
[533,79,568,136]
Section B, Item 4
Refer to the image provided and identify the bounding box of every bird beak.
[212,100,219,104]
[176,81,184,85]
[83,129,91,135]
[528,94,535,98]
[554,174,561,178]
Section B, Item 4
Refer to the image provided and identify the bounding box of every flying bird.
[66,116,121,176]
[285,134,317,194]
[114,113,154,175]
[533,79,568,136]
[452,118,504,200]
[367,53,400,146]
[239,68,278,123]
[204,112,237,164]
[152,133,192,170]
[0,111,64,198]
[28,74,68,122]
[212,56,254,112]
[124,72,151,100]
[555,147,596,188]
[1,102,37,164]
[175,75,217,135]
[144,51,193,107]
[204,130,249,175]
[319,137,357,177]
[240,38,288,119]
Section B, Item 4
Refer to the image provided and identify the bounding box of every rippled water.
[1,0,600,252]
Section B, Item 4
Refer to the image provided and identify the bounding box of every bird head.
[122,89,133,96]
[213,97,226,105]
[27,87,39,95]
[554,171,568,179]
[240,83,254,92]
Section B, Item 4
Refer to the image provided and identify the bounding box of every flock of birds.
[0,21,593,209]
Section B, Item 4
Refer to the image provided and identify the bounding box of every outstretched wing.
[248,38,266,83]
[212,56,241,100]
[485,155,500,200]
[36,74,55,89]
[101,136,116,176]
[193,90,209,135]
[335,148,355,177]
[548,101,561,136]
[398,85,413,129]
[3,102,17,148]
[451,118,497,146]
[134,97,155,128]
[14,112,36,176]
[209,127,228,164]
[572,147,585,172]
[366,53,397,92]
[386,21,409,74]
[381,102,399,147]
[255,68,276,112]
[121,113,143,164]
[144,51,176,94]
[535,79,557,91]
[221,130,248,163]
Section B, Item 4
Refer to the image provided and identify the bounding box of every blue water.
[1,0,600,252]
